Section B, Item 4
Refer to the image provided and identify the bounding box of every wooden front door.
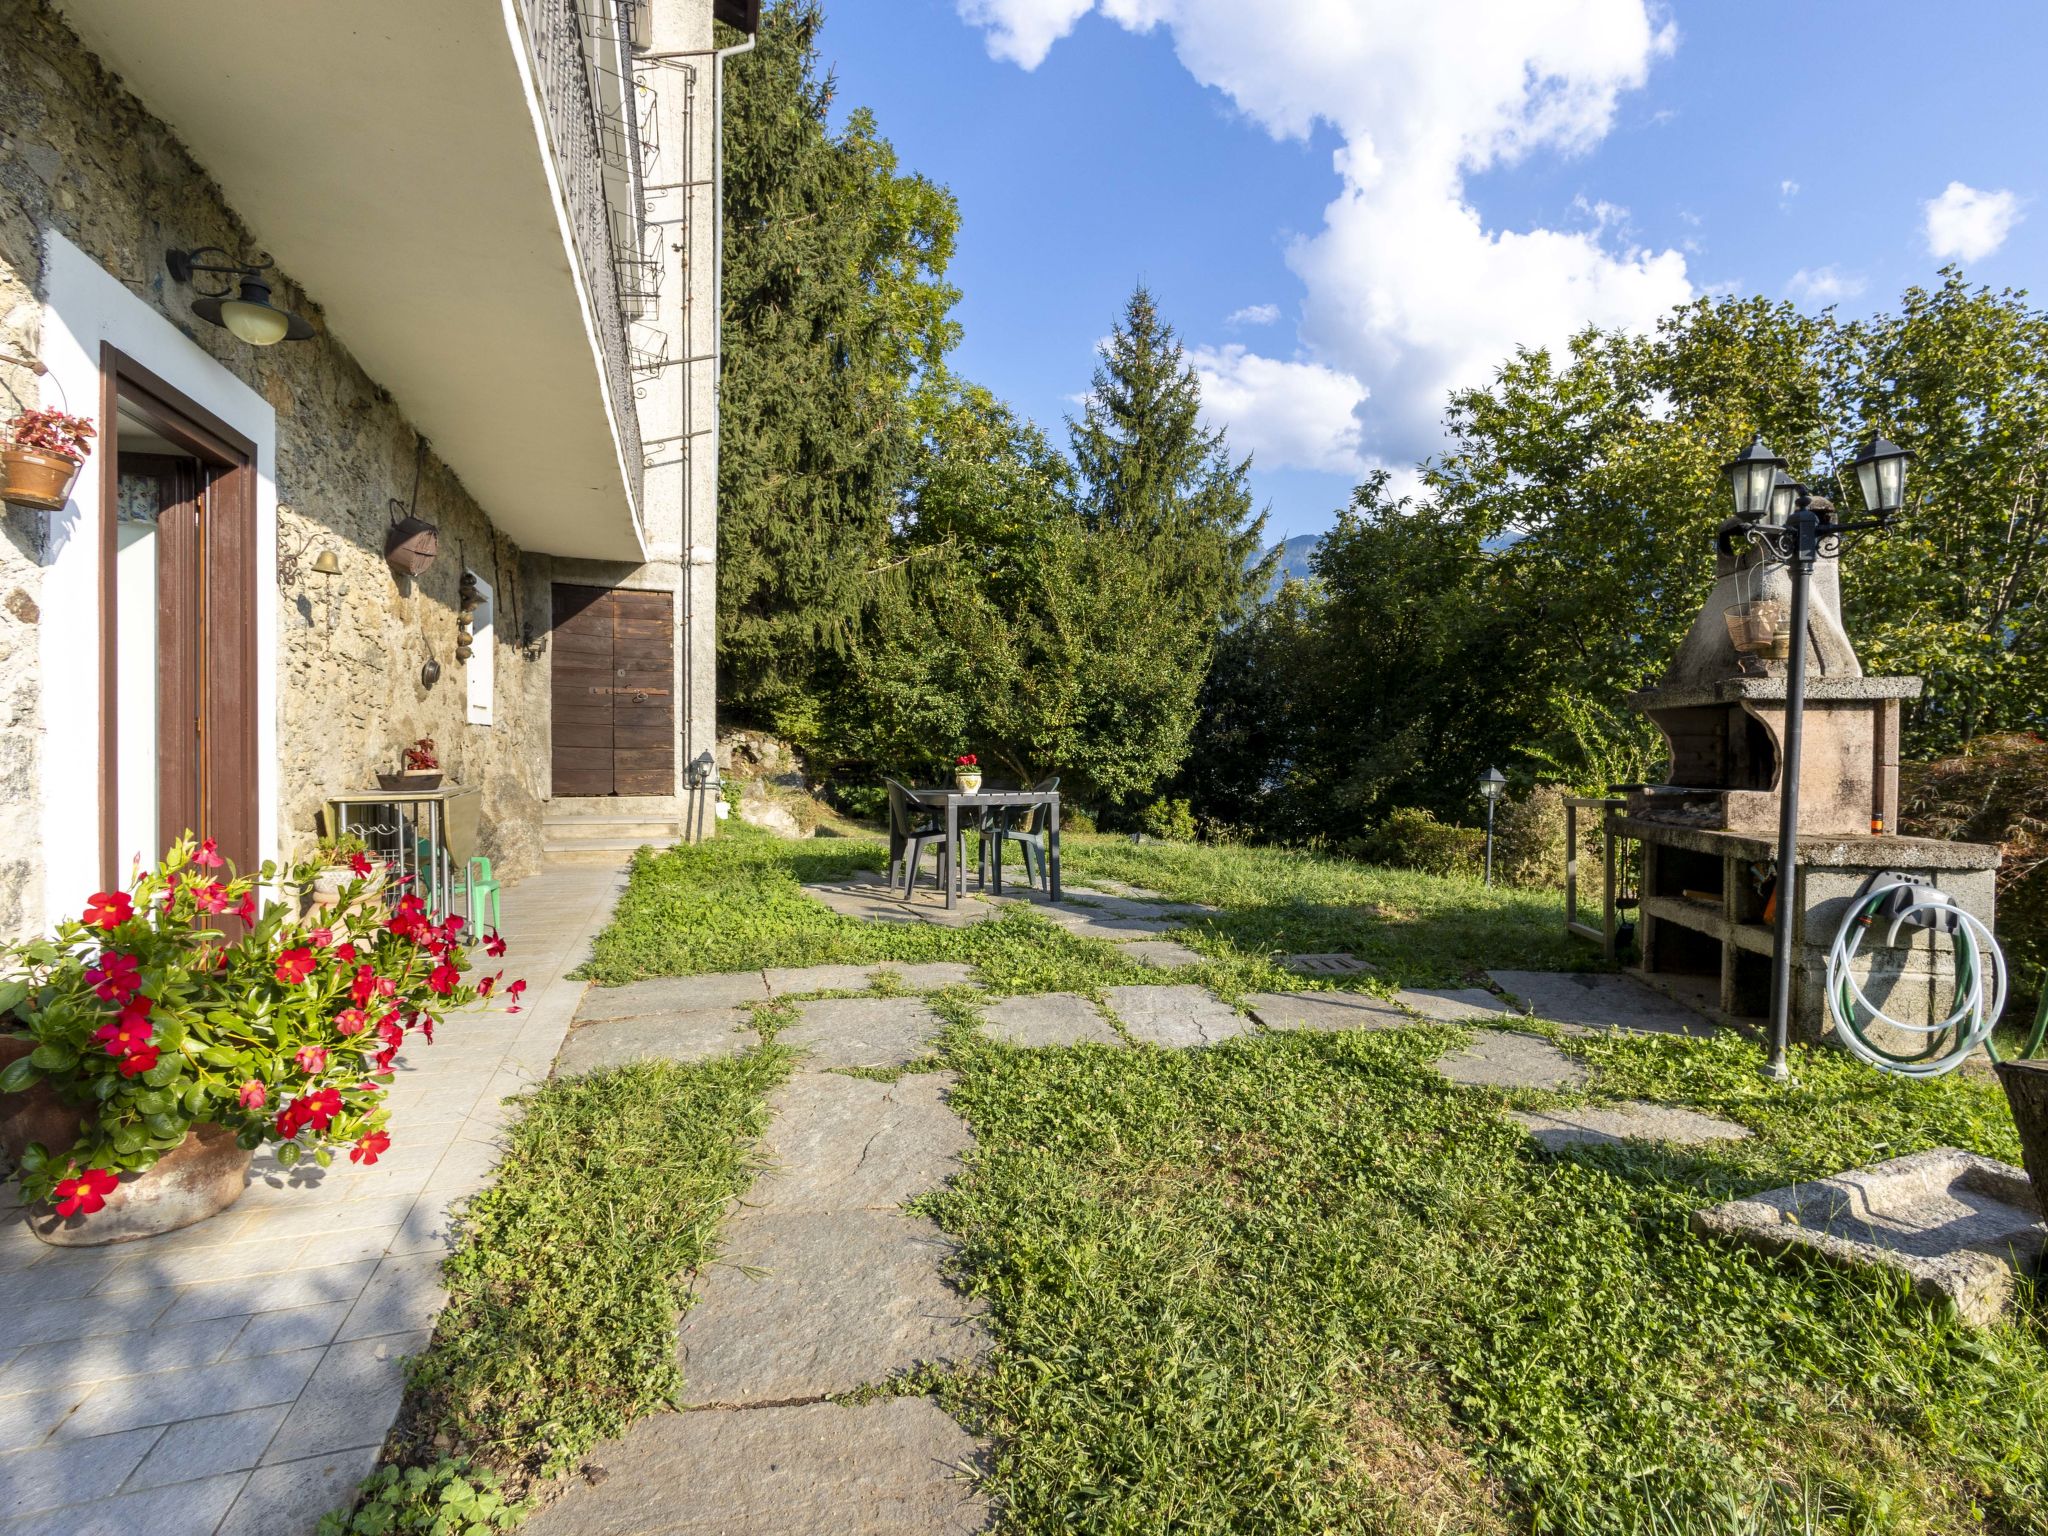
[550,584,675,797]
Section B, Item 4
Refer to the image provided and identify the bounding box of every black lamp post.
[1478,767,1506,885]
[1718,433,1913,1079]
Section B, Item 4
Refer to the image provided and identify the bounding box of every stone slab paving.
[1694,1149,2047,1328]
[521,1398,990,1536]
[1247,991,1412,1034]
[979,993,1122,1048]
[1397,987,1514,1023]
[575,969,771,1023]
[747,1074,970,1215]
[1435,1031,1588,1091]
[1487,970,1717,1038]
[802,883,997,929]
[1046,911,1178,940]
[0,858,633,1536]
[876,962,981,991]
[1117,939,1204,969]
[555,1008,757,1075]
[765,963,891,995]
[1106,985,1253,1049]
[778,998,945,1070]
[1511,1102,1752,1150]
[1283,952,1375,976]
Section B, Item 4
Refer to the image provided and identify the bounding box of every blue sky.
[813,1,2046,542]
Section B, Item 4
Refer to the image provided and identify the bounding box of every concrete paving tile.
[87,1238,317,1298]
[0,1289,180,1350]
[219,1444,381,1536]
[555,1009,755,1074]
[421,1137,506,1197]
[389,1190,466,1256]
[0,1315,248,1394]
[1047,912,1175,940]
[749,1074,969,1215]
[0,1249,120,1307]
[779,997,944,1070]
[0,1385,93,1453]
[221,1303,353,1362]
[1487,969,1718,1038]
[1105,985,1252,1049]
[56,1347,324,1439]
[1246,991,1413,1034]
[680,1213,988,1406]
[156,1260,379,1327]
[124,1405,289,1489]
[260,1332,426,1465]
[333,1253,445,1343]
[522,1398,990,1536]
[979,993,1121,1048]
[0,1467,246,1536]
[1435,1032,1587,1092]
[576,971,770,1022]
[0,1424,162,1516]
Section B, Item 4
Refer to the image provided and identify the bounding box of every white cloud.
[1779,178,1800,207]
[1226,303,1281,327]
[959,0,1692,471]
[1923,181,2023,262]
[1785,265,1865,304]
[1187,345,1370,474]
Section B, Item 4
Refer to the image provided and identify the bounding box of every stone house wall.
[0,0,553,938]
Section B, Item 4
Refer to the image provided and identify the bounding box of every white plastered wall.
[37,230,280,920]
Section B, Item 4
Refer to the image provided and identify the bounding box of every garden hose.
[1823,874,2008,1079]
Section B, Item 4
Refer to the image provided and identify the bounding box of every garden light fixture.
[1720,431,1911,1081]
[166,249,313,346]
[1722,436,1787,522]
[1478,767,1506,886]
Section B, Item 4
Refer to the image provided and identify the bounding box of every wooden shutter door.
[550,584,674,797]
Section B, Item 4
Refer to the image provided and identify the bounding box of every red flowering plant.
[0,834,520,1210]
[403,738,439,773]
[955,754,978,768]
[5,408,98,462]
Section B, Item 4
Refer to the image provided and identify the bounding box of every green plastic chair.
[467,855,502,934]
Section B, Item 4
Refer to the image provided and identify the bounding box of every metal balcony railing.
[516,0,647,508]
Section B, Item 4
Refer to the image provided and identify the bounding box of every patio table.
[324,784,481,925]
[906,788,1061,909]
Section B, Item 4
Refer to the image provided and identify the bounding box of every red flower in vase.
[347,851,374,877]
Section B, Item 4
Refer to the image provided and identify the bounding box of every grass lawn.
[477,827,2047,1533]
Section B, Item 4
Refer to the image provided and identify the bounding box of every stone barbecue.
[1620,527,2000,1039]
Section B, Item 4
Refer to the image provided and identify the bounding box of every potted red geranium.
[2,407,96,511]
[0,834,522,1245]
[379,736,443,791]
[953,754,981,793]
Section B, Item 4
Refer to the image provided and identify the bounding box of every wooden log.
[1995,1057,2048,1213]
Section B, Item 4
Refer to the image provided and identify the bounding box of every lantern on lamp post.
[1719,432,1913,1080]
[1478,767,1506,886]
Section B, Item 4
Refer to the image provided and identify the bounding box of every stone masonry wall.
[0,0,552,934]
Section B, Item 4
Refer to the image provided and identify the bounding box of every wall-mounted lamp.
[166,248,313,346]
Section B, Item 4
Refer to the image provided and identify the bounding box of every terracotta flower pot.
[1,1038,253,1247]
[1,446,82,511]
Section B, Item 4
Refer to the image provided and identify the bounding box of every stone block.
[334,1252,446,1342]
[749,1074,970,1214]
[1694,1149,2046,1327]
[0,1314,247,1394]
[1105,986,1251,1049]
[779,998,944,1070]
[1487,970,1716,1038]
[980,994,1121,1048]
[0,1468,247,1536]
[679,1212,988,1405]
[555,1009,755,1074]
[1511,1101,1751,1149]
[126,1404,292,1488]
[576,972,769,1023]
[1246,991,1411,1034]
[522,1398,990,1536]
[0,1423,161,1517]
[1397,988,1512,1023]
[1435,1032,1586,1092]
[221,1302,352,1362]
[56,1345,325,1439]
[219,1444,382,1536]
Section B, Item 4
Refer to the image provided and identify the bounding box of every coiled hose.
[1824,876,2027,1078]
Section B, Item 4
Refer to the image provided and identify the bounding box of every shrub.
[831,783,887,825]
[317,1459,526,1536]
[1139,798,1197,842]
[1355,806,1485,879]
[1061,805,1097,834]
[1490,783,1570,889]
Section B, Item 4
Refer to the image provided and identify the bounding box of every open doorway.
[99,348,259,886]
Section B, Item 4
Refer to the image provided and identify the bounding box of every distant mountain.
[1256,533,1320,598]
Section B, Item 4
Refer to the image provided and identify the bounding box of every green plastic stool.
[467,856,502,935]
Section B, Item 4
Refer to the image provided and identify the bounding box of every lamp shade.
[1768,470,1797,525]
[1478,766,1507,801]
[1850,435,1911,515]
[1723,436,1787,522]
[193,277,313,346]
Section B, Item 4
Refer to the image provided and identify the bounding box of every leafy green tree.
[717,1,961,735]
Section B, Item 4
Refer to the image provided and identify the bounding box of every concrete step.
[542,817,680,841]
[548,795,681,820]
[541,835,681,863]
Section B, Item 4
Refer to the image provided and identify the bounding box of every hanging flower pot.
[2,408,96,511]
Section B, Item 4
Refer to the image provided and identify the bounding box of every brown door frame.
[99,345,260,887]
